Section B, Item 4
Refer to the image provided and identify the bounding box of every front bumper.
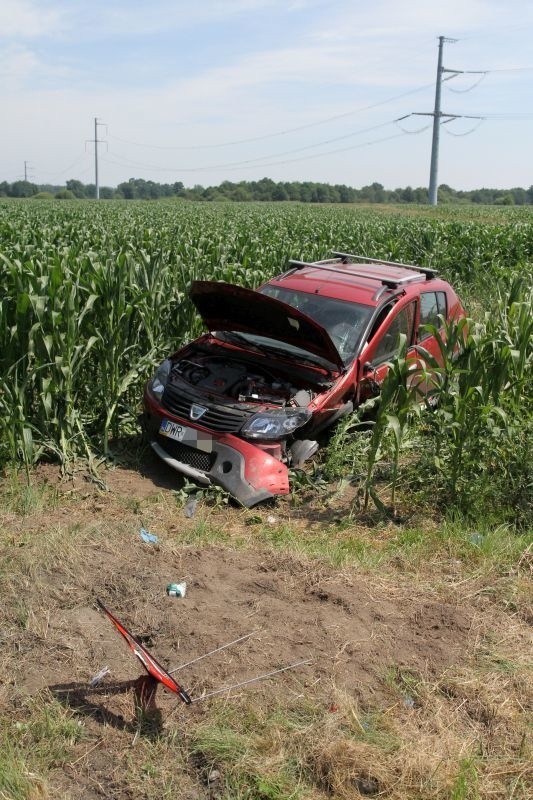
[143,393,289,506]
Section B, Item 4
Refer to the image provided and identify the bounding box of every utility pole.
[86,118,107,199]
[24,160,34,182]
[428,36,451,205]
[401,37,485,206]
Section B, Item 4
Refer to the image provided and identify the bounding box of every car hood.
[190,281,344,371]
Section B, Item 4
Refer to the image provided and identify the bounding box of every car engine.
[171,354,315,407]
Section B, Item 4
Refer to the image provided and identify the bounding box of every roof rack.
[286,258,421,290]
[332,252,437,280]
[287,259,400,289]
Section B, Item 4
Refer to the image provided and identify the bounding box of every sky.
[1,0,532,190]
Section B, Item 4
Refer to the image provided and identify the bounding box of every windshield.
[260,285,372,363]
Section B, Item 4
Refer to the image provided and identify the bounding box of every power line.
[101,127,421,175]
[108,80,436,151]
[36,153,90,177]
[106,118,399,172]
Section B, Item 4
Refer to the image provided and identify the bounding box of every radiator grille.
[161,383,253,433]
[156,435,216,472]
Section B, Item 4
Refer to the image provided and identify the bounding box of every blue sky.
[1,0,532,190]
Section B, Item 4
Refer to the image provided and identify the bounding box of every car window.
[372,302,415,364]
[419,292,447,341]
[436,291,447,318]
[260,285,373,363]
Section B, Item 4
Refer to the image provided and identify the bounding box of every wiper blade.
[259,343,335,370]
[216,331,264,353]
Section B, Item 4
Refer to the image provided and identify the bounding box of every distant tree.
[272,184,288,201]
[401,186,414,203]
[510,187,527,205]
[413,187,428,203]
[33,191,54,199]
[10,180,38,197]
[494,193,515,205]
[55,189,75,199]
[66,179,85,198]
[117,180,135,199]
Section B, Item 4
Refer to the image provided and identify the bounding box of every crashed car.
[143,253,465,505]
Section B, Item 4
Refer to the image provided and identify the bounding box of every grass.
[0,695,85,800]
[1,469,531,799]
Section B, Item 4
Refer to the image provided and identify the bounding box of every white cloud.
[0,0,64,38]
[0,45,41,82]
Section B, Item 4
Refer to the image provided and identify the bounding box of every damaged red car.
[143,253,465,506]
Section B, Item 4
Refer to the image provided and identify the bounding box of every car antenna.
[191,659,312,703]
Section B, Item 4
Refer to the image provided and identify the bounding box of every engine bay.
[170,351,317,407]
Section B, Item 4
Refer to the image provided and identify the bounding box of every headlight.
[150,359,172,399]
[241,408,311,440]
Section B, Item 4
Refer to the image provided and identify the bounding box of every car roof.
[267,255,442,307]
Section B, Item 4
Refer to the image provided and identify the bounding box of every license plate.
[159,419,213,452]
[159,419,187,441]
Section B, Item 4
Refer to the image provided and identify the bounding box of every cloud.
[0,45,40,82]
[0,0,65,38]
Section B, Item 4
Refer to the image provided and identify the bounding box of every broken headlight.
[149,359,172,399]
[241,408,311,440]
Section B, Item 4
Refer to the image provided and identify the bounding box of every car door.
[357,300,418,402]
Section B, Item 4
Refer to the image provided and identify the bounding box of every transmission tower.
[86,118,107,199]
[24,160,34,182]
[404,36,485,205]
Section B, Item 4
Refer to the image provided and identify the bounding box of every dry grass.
[1,468,531,799]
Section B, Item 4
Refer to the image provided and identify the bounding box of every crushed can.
[166,581,187,598]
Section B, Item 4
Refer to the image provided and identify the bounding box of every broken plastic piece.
[184,497,198,518]
[140,528,159,544]
[89,665,110,687]
[96,598,191,704]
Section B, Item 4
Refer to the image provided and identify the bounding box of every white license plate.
[158,419,213,453]
[159,419,188,441]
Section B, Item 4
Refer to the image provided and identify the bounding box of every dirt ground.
[1,457,531,799]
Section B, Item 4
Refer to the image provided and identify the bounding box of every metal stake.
[168,631,258,675]
[191,659,312,703]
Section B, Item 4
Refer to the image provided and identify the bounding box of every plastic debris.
[266,514,278,526]
[167,582,187,598]
[183,497,198,518]
[469,532,484,546]
[403,694,416,709]
[89,665,110,687]
[140,528,159,544]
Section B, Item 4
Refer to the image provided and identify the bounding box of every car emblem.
[190,403,207,421]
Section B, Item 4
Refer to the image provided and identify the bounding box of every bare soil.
[1,459,531,799]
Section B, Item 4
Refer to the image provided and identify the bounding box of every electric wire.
[444,118,486,136]
[108,80,436,150]
[35,153,90,176]
[101,127,419,175]
[106,118,398,172]
[394,119,433,135]
[446,72,488,93]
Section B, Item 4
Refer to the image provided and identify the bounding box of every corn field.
[1,199,532,474]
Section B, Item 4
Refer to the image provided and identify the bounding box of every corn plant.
[0,198,531,495]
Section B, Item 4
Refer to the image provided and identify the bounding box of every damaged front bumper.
[143,397,289,506]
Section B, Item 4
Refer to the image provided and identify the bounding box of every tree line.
[1,177,532,205]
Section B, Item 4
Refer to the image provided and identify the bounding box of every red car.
[143,253,465,506]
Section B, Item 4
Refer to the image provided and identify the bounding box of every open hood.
[190,281,344,370]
